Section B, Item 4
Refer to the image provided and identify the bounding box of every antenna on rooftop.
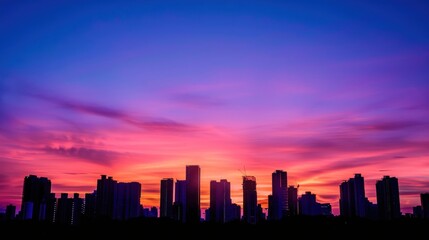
[238,165,247,177]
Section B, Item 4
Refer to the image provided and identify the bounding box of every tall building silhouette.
[54,193,83,225]
[269,170,287,220]
[71,193,84,225]
[173,180,186,222]
[45,193,56,223]
[84,191,97,219]
[20,175,52,221]
[186,165,200,223]
[421,193,429,219]
[114,182,141,220]
[160,178,174,219]
[96,175,117,219]
[243,176,257,224]
[339,173,366,218]
[376,176,401,220]
[209,179,232,223]
[288,186,298,216]
[56,193,71,224]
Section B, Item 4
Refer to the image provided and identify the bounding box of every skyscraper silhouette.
[173,180,186,222]
[160,178,174,219]
[46,193,56,223]
[243,176,257,224]
[84,191,97,219]
[186,165,200,223]
[288,186,298,216]
[114,182,141,220]
[270,170,287,220]
[96,175,117,219]
[56,193,71,224]
[339,173,366,218]
[421,193,429,219]
[71,193,84,225]
[21,175,52,221]
[376,176,401,220]
[209,179,232,223]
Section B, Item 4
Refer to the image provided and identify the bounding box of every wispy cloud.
[171,93,225,108]
[44,146,118,166]
[26,91,198,133]
[354,120,426,132]
[248,115,429,156]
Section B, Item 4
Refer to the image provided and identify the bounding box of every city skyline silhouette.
[1,0,429,224]
[2,167,428,223]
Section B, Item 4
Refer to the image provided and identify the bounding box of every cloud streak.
[44,146,118,166]
[26,91,198,133]
[171,93,225,108]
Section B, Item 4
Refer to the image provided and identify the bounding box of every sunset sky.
[1,1,429,216]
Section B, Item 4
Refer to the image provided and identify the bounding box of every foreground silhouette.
[1,216,429,238]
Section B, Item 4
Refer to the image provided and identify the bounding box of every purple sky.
[1,0,429,215]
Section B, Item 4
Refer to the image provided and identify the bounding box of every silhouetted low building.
[143,207,158,218]
[205,208,210,221]
[257,204,266,221]
[421,193,429,219]
[229,203,241,222]
[299,192,319,216]
[299,191,331,216]
[413,206,423,218]
[320,203,332,216]
[364,198,378,220]
[5,204,16,221]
